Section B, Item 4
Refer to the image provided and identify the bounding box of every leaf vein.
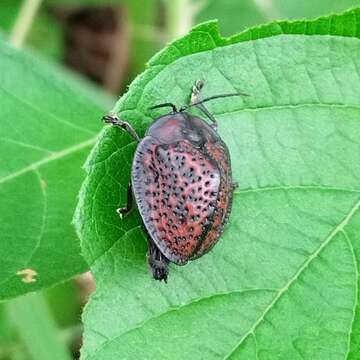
[85,288,277,360]
[235,185,360,194]
[1,87,96,136]
[0,137,52,153]
[216,102,360,116]
[342,230,359,359]
[224,196,360,358]
[0,137,97,185]
[0,168,47,288]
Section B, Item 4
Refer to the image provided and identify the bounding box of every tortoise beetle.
[103,80,248,282]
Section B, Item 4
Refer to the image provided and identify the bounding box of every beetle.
[103,80,248,282]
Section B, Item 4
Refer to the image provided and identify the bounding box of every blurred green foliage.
[0,0,63,60]
[0,281,81,360]
[197,0,267,35]
[2,0,360,85]
[198,0,360,35]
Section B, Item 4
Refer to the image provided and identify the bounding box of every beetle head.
[147,112,217,147]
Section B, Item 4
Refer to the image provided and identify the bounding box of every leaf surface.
[0,39,112,299]
[76,9,360,360]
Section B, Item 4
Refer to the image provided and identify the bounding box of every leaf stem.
[9,0,43,48]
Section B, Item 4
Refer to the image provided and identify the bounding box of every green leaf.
[0,38,112,300]
[76,9,360,360]
[197,0,267,35]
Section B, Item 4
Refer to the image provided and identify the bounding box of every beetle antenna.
[149,102,178,113]
[182,92,249,111]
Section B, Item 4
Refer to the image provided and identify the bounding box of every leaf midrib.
[343,230,359,359]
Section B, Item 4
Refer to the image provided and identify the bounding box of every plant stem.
[9,0,43,48]
[165,0,206,39]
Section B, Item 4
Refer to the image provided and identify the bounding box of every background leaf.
[76,8,360,360]
[0,39,112,300]
[197,0,267,35]
[197,0,360,35]
[272,0,360,20]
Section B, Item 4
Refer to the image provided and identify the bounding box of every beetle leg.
[147,238,169,282]
[191,80,219,130]
[232,181,239,190]
[116,183,133,219]
[196,102,218,130]
[103,114,141,142]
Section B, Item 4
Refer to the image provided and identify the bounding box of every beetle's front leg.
[103,114,141,142]
[116,183,133,219]
[191,80,218,130]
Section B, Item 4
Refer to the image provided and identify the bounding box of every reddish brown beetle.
[104,80,247,281]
